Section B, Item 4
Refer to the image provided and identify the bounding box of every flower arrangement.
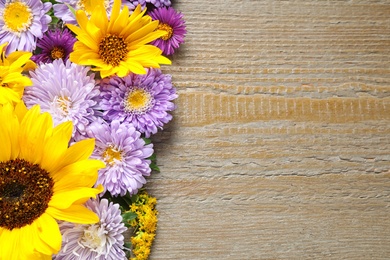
[0,0,186,258]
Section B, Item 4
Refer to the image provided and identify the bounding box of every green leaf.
[122,211,138,222]
[142,137,152,145]
[150,162,160,172]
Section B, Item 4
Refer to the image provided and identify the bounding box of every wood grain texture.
[146,1,390,259]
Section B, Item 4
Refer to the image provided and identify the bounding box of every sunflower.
[0,42,35,105]
[0,103,105,259]
[67,0,171,78]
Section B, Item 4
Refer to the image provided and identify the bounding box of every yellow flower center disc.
[158,23,173,41]
[98,34,128,67]
[0,159,54,230]
[124,89,152,114]
[3,2,33,33]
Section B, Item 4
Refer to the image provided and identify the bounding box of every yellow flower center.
[157,23,173,41]
[98,34,128,67]
[102,146,122,166]
[55,96,71,116]
[50,46,65,60]
[0,159,54,230]
[81,224,107,252]
[124,88,152,114]
[3,1,33,34]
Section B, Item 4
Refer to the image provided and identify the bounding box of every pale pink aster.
[86,120,154,196]
[23,59,100,140]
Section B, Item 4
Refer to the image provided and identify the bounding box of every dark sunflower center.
[50,46,65,59]
[98,34,128,67]
[0,158,54,230]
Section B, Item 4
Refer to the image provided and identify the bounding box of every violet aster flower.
[55,198,128,260]
[124,0,170,10]
[145,0,170,9]
[23,59,100,140]
[86,120,154,196]
[31,28,76,64]
[0,0,52,54]
[149,7,186,55]
[98,68,177,138]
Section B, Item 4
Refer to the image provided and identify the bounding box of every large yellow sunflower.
[67,0,171,78]
[0,42,35,105]
[0,103,105,259]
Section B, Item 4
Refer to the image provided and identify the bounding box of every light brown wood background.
[147,1,390,259]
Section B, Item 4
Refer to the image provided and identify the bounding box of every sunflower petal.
[33,213,62,254]
[46,204,99,224]
[49,186,103,209]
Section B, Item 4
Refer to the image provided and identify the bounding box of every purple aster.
[31,28,76,64]
[23,59,100,140]
[0,0,52,55]
[145,0,170,9]
[54,198,128,260]
[53,0,137,25]
[86,120,154,196]
[149,7,186,55]
[98,68,177,138]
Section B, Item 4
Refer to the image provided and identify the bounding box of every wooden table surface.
[147,1,390,259]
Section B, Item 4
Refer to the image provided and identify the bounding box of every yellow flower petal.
[49,186,103,209]
[19,106,53,164]
[52,159,104,190]
[40,121,73,172]
[33,213,62,254]
[70,0,170,78]
[46,204,99,224]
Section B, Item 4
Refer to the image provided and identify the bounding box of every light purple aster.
[124,0,171,10]
[145,0,170,9]
[0,0,52,55]
[149,7,186,55]
[54,198,128,260]
[86,120,154,196]
[98,68,177,138]
[31,28,76,64]
[23,59,100,140]
[53,0,137,25]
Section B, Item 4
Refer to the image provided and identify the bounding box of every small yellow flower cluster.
[126,191,158,260]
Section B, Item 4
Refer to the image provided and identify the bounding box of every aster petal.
[46,204,100,224]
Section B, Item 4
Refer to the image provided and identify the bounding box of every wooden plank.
[146,1,390,259]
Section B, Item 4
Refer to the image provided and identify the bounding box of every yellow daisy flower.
[0,42,35,105]
[67,0,171,78]
[0,103,105,259]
